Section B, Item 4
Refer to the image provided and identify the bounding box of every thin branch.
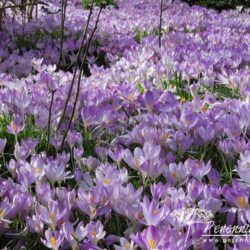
[57,0,68,69]
[56,1,94,132]
[0,1,46,11]
[46,90,55,152]
[60,6,103,150]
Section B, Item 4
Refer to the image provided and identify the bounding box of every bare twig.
[0,1,46,11]
[57,0,68,69]
[46,90,55,152]
[56,1,94,132]
[60,6,103,150]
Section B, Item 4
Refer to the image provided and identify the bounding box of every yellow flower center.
[165,133,170,140]
[71,231,77,239]
[238,196,246,209]
[153,210,158,215]
[90,207,95,217]
[172,171,177,179]
[148,239,156,249]
[181,97,186,103]
[50,236,57,248]
[201,104,209,112]
[35,167,40,174]
[103,178,110,185]
[91,230,97,238]
[137,211,144,220]
[49,212,54,221]
[0,208,4,219]
[35,224,40,231]
[128,93,134,102]
[12,123,17,132]
[125,242,130,250]
[232,131,237,137]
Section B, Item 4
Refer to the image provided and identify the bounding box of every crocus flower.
[140,159,166,180]
[39,200,67,230]
[185,158,211,181]
[7,119,23,136]
[85,221,106,244]
[41,229,64,250]
[187,178,204,201]
[141,196,165,226]
[0,138,7,155]
[63,221,87,249]
[236,150,250,185]
[26,215,44,233]
[0,198,13,224]
[45,162,71,185]
[123,147,146,171]
[114,237,135,250]
[131,225,168,250]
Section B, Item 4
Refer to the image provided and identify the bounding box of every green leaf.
[137,83,144,94]
[82,0,89,9]
[214,86,239,99]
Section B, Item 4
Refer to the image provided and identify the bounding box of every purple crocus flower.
[123,147,146,171]
[39,200,67,230]
[150,182,166,199]
[166,162,189,185]
[141,159,166,180]
[0,138,7,155]
[114,237,135,250]
[0,197,13,224]
[7,118,23,136]
[236,150,250,185]
[63,221,87,249]
[185,158,211,181]
[141,196,165,226]
[36,183,55,205]
[45,162,71,185]
[187,178,204,201]
[41,229,64,250]
[197,124,215,144]
[85,221,106,244]
[26,215,44,233]
[108,146,124,165]
[131,225,168,250]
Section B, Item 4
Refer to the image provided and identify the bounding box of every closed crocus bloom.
[0,198,13,224]
[236,150,250,185]
[123,147,146,171]
[39,71,58,91]
[36,183,54,205]
[187,178,204,201]
[0,138,6,155]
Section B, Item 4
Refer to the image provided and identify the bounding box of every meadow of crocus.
[0,0,250,249]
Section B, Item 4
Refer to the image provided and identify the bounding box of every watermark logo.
[170,208,250,246]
